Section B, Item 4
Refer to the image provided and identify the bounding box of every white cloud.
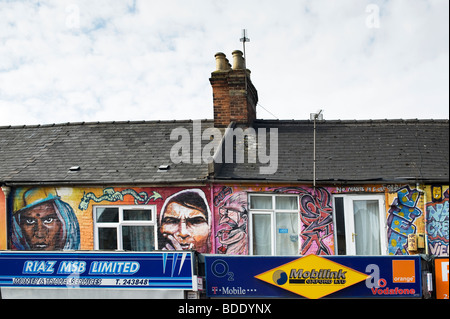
[0,0,448,126]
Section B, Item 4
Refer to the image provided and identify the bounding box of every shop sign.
[0,251,195,290]
[205,255,422,299]
[434,257,449,299]
[255,255,369,299]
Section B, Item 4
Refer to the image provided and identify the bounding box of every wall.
[386,185,425,255]
[7,184,337,255]
[385,185,449,256]
[8,186,212,252]
[6,183,448,257]
[425,185,449,256]
[212,185,334,255]
[212,183,437,256]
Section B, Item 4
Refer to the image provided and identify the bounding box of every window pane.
[252,214,272,255]
[276,212,298,255]
[275,196,298,210]
[122,226,154,251]
[250,196,272,209]
[123,209,152,221]
[353,200,381,255]
[96,207,119,223]
[334,197,347,255]
[98,228,117,250]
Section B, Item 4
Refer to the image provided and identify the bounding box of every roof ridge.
[254,118,449,124]
[0,119,215,130]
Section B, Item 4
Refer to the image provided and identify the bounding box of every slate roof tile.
[0,120,213,184]
[0,118,448,185]
[215,119,449,183]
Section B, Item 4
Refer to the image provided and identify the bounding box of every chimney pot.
[232,50,245,70]
[215,52,228,71]
[210,50,258,128]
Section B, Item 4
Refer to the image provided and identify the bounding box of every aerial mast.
[240,29,250,94]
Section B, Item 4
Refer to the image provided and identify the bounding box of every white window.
[94,205,157,251]
[333,195,387,255]
[249,194,300,256]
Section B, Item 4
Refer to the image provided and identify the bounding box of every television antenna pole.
[240,29,250,93]
[240,29,250,62]
[310,109,324,193]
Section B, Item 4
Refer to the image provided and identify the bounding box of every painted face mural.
[216,190,248,255]
[158,189,211,253]
[11,188,80,250]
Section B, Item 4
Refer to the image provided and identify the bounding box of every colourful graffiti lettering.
[387,186,422,255]
[272,187,334,255]
[298,188,334,255]
[427,188,449,256]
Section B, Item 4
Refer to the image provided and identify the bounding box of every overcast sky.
[0,0,448,126]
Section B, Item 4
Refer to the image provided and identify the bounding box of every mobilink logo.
[170,120,278,175]
[255,255,369,299]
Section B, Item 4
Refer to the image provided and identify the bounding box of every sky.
[0,0,448,126]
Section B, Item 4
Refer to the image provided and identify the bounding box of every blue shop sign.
[205,255,422,299]
[0,251,195,290]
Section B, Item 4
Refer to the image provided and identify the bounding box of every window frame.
[248,194,300,256]
[332,194,387,256]
[93,205,157,251]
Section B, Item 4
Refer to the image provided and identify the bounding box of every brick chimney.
[210,50,258,128]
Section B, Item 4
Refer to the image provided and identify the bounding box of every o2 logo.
[211,259,234,281]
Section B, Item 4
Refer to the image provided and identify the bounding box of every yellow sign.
[254,255,370,299]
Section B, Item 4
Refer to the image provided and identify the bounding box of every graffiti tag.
[387,186,422,255]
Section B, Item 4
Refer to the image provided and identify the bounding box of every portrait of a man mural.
[159,189,211,253]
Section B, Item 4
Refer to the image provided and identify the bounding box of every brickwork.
[210,55,258,128]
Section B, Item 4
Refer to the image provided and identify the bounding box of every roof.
[215,119,450,184]
[0,120,213,185]
[0,118,448,186]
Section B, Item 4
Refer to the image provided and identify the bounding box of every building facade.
[2,183,447,257]
[0,50,448,299]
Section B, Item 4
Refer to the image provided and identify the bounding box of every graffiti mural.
[387,186,423,255]
[11,188,80,251]
[158,189,211,253]
[12,183,443,257]
[272,187,334,255]
[426,187,449,256]
[212,186,334,256]
[79,187,162,210]
[299,188,334,255]
[214,187,248,255]
[9,186,213,253]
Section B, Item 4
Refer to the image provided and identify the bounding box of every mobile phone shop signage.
[0,251,194,290]
[205,255,422,299]
[434,257,449,299]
